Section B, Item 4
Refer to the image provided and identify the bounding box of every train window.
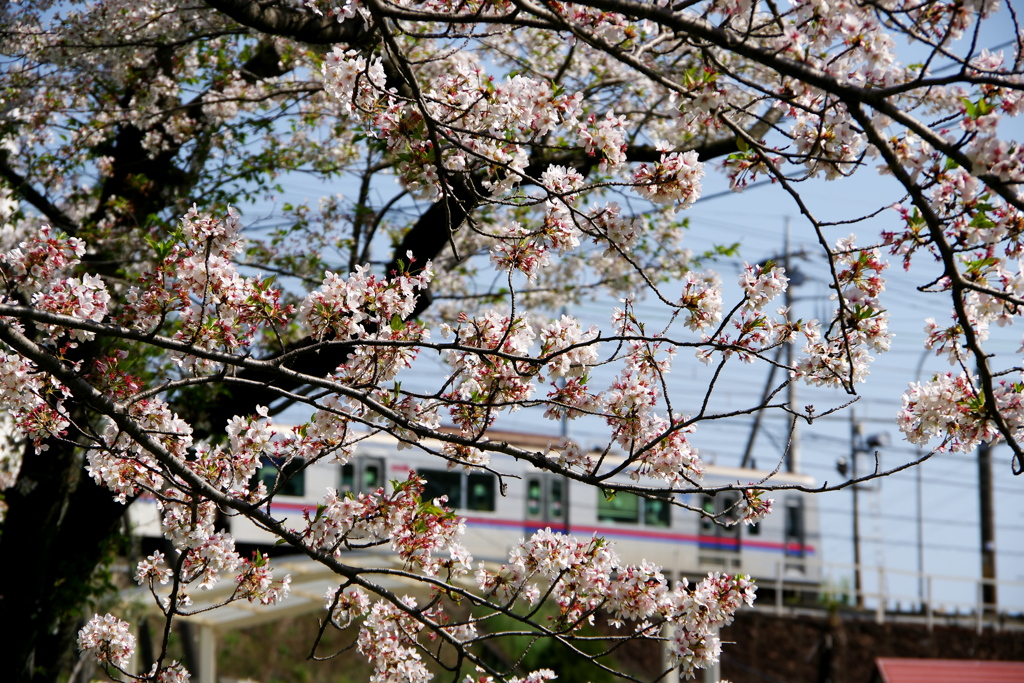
[341,464,355,493]
[341,459,384,495]
[721,492,742,526]
[644,494,671,528]
[467,473,496,511]
[257,457,305,497]
[720,492,741,544]
[527,476,565,521]
[699,493,740,551]
[784,496,805,557]
[363,462,381,490]
[701,492,742,526]
[700,495,716,532]
[785,497,803,538]
[419,469,495,511]
[597,490,639,524]
[549,479,564,521]
[421,469,462,507]
[527,478,543,518]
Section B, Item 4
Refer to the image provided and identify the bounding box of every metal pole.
[776,561,784,616]
[914,350,928,611]
[740,345,783,469]
[662,623,679,683]
[784,218,799,474]
[917,462,925,611]
[976,582,984,634]
[703,627,721,683]
[851,413,864,609]
[876,566,885,624]
[978,439,997,614]
[558,310,572,537]
[199,624,217,683]
[926,576,933,632]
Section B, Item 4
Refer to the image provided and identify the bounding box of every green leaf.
[961,96,978,118]
[969,213,995,230]
[144,235,174,261]
[313,503,327,523]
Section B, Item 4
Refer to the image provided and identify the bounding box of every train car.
[129,430,821,588]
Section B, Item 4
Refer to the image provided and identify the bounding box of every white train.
[131,430,821,588]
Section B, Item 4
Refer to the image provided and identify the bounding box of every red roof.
[875,658,1024,683]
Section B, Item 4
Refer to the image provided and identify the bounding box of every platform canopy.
[125,552,436,682]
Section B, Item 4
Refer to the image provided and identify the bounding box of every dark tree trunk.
[0,439,127,683]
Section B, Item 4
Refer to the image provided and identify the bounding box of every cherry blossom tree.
[2,0,1023,681]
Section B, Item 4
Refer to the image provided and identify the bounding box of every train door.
[698,492,742,570]
[525,474,567,530]
[341,457,385,495]
[699,492,741,547]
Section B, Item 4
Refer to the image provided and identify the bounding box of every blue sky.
[240,12,1024,615]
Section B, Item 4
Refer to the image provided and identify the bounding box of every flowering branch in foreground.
[3,0,1024,680]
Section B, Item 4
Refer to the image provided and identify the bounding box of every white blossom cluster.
[77,614,136,669]
[796,235,891,388]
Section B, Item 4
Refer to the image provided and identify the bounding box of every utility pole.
[558,306,571,537]
[916,462,925,611]
[849,415,864,608]
[783,218,799,474]
[913,350,928,611]
[740,345,783,470]
[978,439,997,613]
[837,413,890,610]
[741,218,804,472]
[975,355,997,615]
[840,417,888,611]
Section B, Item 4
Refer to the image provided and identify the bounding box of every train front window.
[597,490,639,524]
[467,473,495,511]
[421,469,462,508]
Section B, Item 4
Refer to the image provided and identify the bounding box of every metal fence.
[759,561,1024,632]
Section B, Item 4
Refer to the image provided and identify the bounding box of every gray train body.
[131,432,821,588]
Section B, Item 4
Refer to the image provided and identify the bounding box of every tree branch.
[203,0,373,46]
[0,151,78,232]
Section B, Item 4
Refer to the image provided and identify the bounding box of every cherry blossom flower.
[633,150,705,208]
[77,614,136,669]
[9,1,1024,680]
